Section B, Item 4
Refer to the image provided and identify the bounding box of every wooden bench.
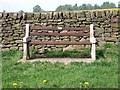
[22,24,96,61]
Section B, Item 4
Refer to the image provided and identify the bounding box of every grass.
[43,48,90,58]
[30,46,91,58]
[2,43,119,88]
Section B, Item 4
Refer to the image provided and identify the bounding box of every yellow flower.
[80,82,82,84]
[20,82,23,84]
[13,83,17,86]
[84,82,89,85]
[42,80,47,83]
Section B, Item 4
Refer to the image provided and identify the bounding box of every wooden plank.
[31,26,90,31]
[29,41,92,45]
[30,32,90,36]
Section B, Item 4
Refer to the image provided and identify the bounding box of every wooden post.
[90,24,96,61]
[23,24,30,60]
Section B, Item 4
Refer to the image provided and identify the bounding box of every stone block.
[18,44,23,47]
[0,37,2,41]
[0,13,3,19]
[104,33,110,37]
[58,12,63,19]
[35,45,42,49]
[27,13,34,19]
[13,37,21,40]
[2,40,10,44]
[12,44,18,46]
[4,37,13,41]
[105,37,117,42]
[98,41,106,47]
[34,13,40,19]
[58,22,64,25]
[27,20,33,23]
[10,47,18,50]
[19,47,23,50]
[72,45,84,50]
[0,20,3,23]
[105,28,112,33]
[111,23,119,28]
[63,11,70,19]
[2,48,10,51]
[96,11,102,17]
[56,45,66,48]
[15,40,22,43]
[63,45,74,51]
[3,44,12,48]
[86,12,91,18]
[112,10,118,16]
[38,48,45,53]
[13,13,18,17]
[9,41,15,44]
[53,12,59,19]
[41,13,47,19]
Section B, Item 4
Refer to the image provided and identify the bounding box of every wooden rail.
[29,41,92,45]
[30,32,90,36]
[31,26,90,31]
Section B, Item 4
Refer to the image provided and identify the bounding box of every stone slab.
[19,58,93,65]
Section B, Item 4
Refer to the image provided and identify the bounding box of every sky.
[0,0,119,12]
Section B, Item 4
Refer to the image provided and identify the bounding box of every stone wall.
[0,9,120,51]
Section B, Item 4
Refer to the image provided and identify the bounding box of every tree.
[86,3,93,10]
[79,4,87,10]
[73,4,79,10]
[56,5,64,11]
[19,10,24,13]
[33,5,43,12]
[56,4,73,11]
[94,4,100,9]
[55,2,117,11]
[118,1,120,8]
[65,4,73,11]
[101,2,116,9]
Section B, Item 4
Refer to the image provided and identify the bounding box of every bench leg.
[23,42,29,60]
[91,43,96,61]
[22,24,30,61]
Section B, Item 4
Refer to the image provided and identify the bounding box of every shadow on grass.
[29,43,118,60]
[96,49,105,59]
[30,48,106,59]
[30,49,91,59]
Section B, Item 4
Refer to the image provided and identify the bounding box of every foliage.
[79,3,93,10]
[33,5,43,12]
[101,2,116,9]
[55,1,117,11]
[19,10,24,13]
[56,4,73,11]
[43,48,90,58]
[118,1,120,8]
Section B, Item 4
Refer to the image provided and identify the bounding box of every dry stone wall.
[0,10,120,52]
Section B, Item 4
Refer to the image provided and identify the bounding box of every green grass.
[44,48,90,58]
[30,47,91,58]
[2,44,119,88]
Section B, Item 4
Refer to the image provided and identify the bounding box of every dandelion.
[13,83,17,86]
[13,83,17,87]
[80,82,82,84]
[42,80,47,83]
[84,82,89,85]
[20,82,23,84]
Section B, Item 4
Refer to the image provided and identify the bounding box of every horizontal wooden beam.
[29,41,92,45]
[31,26,90,31]
[30,32,90,36]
